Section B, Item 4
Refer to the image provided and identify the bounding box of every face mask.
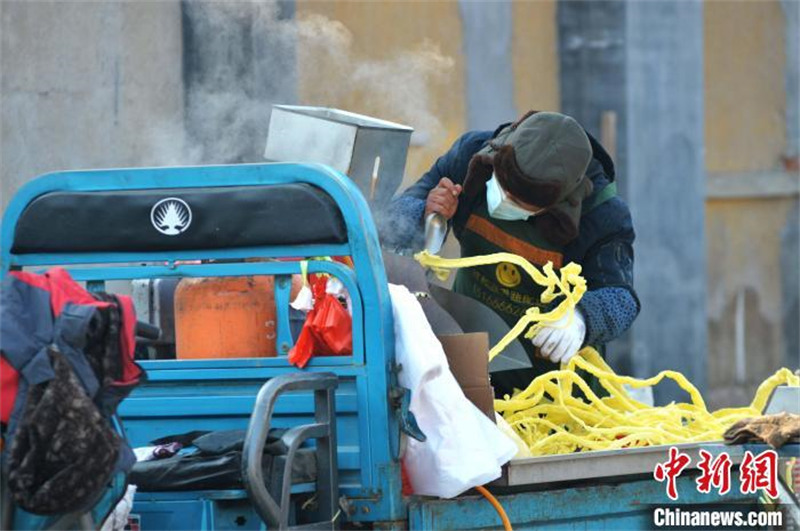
[486,174,534,221]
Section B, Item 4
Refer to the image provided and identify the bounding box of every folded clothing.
[129,429,316,492]
[724,412,800,449]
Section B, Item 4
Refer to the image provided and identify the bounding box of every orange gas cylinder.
[175,276,301,359]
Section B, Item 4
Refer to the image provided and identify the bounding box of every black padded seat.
[11,184,347,254]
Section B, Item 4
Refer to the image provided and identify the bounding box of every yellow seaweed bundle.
[415,250,800,456]
[496,347,798,456]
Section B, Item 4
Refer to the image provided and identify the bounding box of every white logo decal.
[151,197,192,235]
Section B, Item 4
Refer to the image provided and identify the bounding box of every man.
[382,111,639,396]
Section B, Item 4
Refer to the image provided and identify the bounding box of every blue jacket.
[379,129,640,347]
[1,269,140,515]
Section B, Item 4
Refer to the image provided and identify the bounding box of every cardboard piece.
[462,386,496,422]
[437,332,495,422]
[437,333,490,388]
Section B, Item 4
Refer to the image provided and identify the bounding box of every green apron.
[453,183,618,397]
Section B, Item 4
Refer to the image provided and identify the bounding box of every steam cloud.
[296,13,454,146]
[145,1,454,166]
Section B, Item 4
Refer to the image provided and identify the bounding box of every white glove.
[531,309,586,364]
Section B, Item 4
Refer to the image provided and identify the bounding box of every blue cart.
[1,163,789,530]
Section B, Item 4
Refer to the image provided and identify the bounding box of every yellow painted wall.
[294,0,560,264]
[294,0,560,190]
[705,0,786,173]
[703,0,796,407]
[295,0,466,191]
[705,198,796,407]
[512,0,560,114]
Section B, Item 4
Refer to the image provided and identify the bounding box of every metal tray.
[496,386,800,486]
[495,442,747,486]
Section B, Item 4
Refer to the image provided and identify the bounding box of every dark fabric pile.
[7,348,122,514]
[130,429,316,492]
[1,268,143,515]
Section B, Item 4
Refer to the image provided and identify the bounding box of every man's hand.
[532,309,586,365]
[425,177,462,220]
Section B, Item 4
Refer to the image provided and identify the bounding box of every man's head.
[490,111,593,209]
[461,111,597,245]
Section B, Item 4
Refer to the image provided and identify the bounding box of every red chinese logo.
[696,449,733,495]
[654,447,692,500]
[654,447,779,501]
[740,449,778,498]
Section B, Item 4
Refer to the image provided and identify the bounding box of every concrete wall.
[625,1,707,404]
[458,1,516,131]
[181,1,297,164]
[0,1,184,209]
[1,0,560,222]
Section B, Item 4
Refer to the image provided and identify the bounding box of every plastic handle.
[135,321,161,340]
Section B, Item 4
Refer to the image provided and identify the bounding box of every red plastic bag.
[287,276,352,368]
[287,321,318,369]
[310,294,352,355]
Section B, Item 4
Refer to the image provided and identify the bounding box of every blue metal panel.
[131,499,216,531]
[137,363,366,376]
[408,474,759,530]
[7,244,351,267]
[0,163,403,522]
[273,274,294,356]
[134,491,303,530]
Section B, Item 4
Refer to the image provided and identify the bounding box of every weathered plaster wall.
[294,0,466,192]
[512,0,560,115]
[706,197,797,406]
[0,1,184,209]
[704,0,799,408]
[705,0,787,173]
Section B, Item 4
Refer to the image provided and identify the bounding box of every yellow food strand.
[501,349,798,455]
[415,250,800,456]
[416,251,586,361]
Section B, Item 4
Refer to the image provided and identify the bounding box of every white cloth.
[100,484,137,531]
[133,446,157,462]
[389,284,516,498]
[291,277,352,316]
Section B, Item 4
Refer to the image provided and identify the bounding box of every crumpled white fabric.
[290,285,314,312]
[100,484,137,531]
[389,284,516,498]
[290,277,352,317]
[133,446,156,462]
